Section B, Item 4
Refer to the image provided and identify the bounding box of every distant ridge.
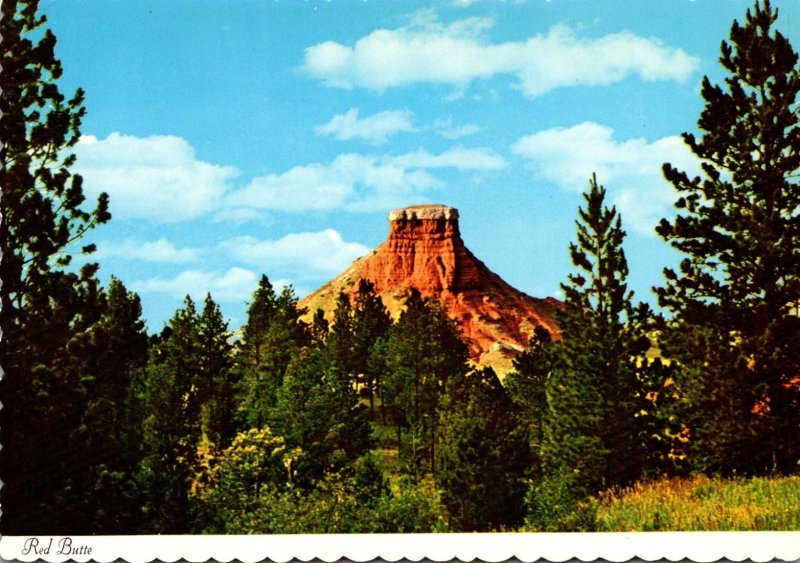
[300,204,560,374]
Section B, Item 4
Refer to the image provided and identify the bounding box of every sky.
[41,0,800,332]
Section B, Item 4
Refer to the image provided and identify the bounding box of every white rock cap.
[388,204,459,222]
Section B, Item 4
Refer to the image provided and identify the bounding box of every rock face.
[299,204,560,374]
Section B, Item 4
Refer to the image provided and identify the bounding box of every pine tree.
[0,0,111,533]
[656,0,800,474]
[78,277,150,533]
[138,297,204,533]
[326,281,392,411]
[138,294,238,532]
[504,326,554,481]
[197,294,237,449]
[235,278,309,428]
[436,368,531,531]
[241,274,278,365]
[310,308,330,345]
[327,291,358,378]
[352,280,392,411]
[377,289,469,477]
[270,345,374,487]
[528,175,649,531]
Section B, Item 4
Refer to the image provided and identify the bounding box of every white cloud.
[301,13,698,97]
[219,229,369,277]
[226,147,505,213]
[226,155,384,213]
[434,117,480,139]
[131,267,259,302]
[512,25,699,97]
[73,131,502,222]
[95,238,203,263]
[211,207,268,224]
[511,121,701,234]
[75,133,239,223]
[315,108,482,144]
[389,146,506,171]
[316,108,416,144]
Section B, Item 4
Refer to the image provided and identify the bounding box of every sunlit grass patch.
[596,474,800,531]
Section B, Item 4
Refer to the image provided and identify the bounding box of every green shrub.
[525,473,598,532]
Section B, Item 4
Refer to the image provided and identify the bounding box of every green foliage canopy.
[528,175,651,531]
[0,0,111,534]
[656,0,800,474]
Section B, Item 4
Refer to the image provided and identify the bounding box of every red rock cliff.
[300,204,560,374]
[362,206,481,293]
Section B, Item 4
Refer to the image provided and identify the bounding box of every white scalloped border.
[1,532,799,563]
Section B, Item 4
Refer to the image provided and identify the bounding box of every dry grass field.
[596,474,800,531]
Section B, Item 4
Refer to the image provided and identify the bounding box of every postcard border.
[1,532,800,563]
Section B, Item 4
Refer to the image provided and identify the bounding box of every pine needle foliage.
[528,175,650,531]
[235,276,309,429]
[0,0,111,533]
[377,289,469,478]
[656,0,800,474]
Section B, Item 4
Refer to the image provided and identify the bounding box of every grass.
[596,474,800,531]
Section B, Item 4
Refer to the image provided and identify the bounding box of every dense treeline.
[2,0,799,533]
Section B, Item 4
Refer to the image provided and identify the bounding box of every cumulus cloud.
[225,147,505,214]
[316,108,481,143]
[75,133,239,222]
[224,154,400,213]
[511,121,701,234]
[74,132,505,222]
[390,146,507,171]
[211,207,268,224]
[131,267,259,302]
[301,13,698,97]
[434,117,480,139]
[218,229,369,277]
[316,108,416,144]
[95,238,203,263]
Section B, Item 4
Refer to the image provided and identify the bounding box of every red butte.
[300,204,560,375]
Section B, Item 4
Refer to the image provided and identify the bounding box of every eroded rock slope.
[300,204,560,374]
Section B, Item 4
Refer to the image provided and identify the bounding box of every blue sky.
[42,0,800,332]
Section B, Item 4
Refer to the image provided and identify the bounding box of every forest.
[1,0,799,534]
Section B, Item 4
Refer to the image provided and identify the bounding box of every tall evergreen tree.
[0,0,111,533]
[326,281,392,411]
[436,368,531,531]
[138,293,236,532]
[235,277,309,428]
[377,289,469,477]
[327,291,358,378]
[138,297,204,533]
[310,308,330,345]
[270,345,374,487]
[197,294,237,449]
[78,277,150,533]
[352,280,392,411]
[241,274,278,364]
[656,0,800,474]
[504,326,554,482]
[528,175,649,531]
